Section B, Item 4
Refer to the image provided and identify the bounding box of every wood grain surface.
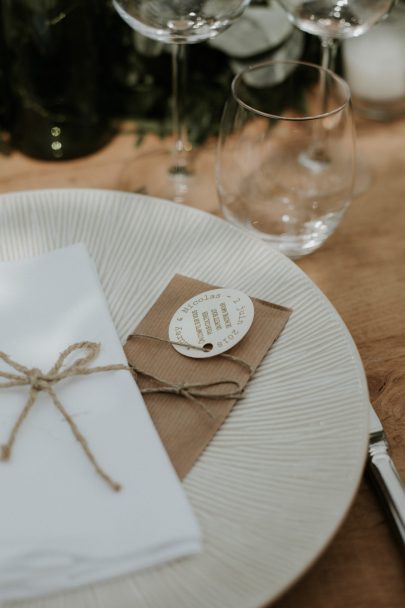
[0,115,404,607]
[273,117,405,608]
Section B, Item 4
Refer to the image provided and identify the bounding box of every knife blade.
[367,401,405,550]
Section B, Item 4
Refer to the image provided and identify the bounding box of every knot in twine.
[127,333,254,419]
[25,368,57,392]
[134,372,244,419]
[0,342,128,492]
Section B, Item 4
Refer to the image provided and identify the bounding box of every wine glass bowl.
[216,60,355,259]
[113,0,251,43]
[276,0,395,40]
[275,1,395,76]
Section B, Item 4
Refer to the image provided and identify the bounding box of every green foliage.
[104,4,317,146]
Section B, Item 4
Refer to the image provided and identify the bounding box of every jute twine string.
[0,336,253,491]
[127,333,254,418]
[0,342,126,492]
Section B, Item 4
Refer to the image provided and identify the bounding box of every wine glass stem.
[320,37,338,112]
[303,36,340,167]
[320,36,338,72]
[170,42,190,176]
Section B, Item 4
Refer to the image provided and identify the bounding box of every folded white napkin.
[0,244,201,601]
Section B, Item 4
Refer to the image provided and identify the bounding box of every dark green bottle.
[1,0,112,160]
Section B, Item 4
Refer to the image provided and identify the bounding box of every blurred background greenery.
[0,0,322,159]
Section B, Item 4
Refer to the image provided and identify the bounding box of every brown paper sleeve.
[124,275,291,479]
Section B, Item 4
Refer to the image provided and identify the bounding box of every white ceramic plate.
[0,189,368,608]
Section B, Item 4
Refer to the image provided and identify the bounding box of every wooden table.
[0,115,404,608]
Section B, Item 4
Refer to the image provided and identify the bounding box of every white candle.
[343,11,405,103]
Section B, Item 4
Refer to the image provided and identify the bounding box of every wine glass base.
[298,149,330,174]
[116,140,219,212]
[298,148,371,198]
[168,164,192,203]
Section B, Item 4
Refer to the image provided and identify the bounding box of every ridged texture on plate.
[0,189,368,608]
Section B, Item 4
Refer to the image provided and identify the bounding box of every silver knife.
[367,402,405,549]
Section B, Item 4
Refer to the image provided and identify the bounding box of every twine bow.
[0,336,253,491]
[0,342,128,492]
[130,366,243,419]
[127,333,254,419]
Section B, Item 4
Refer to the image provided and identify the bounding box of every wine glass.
[275,0,395,72]
[216,60,355,258]
[113,0,251,203]
[275,1,394,195]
